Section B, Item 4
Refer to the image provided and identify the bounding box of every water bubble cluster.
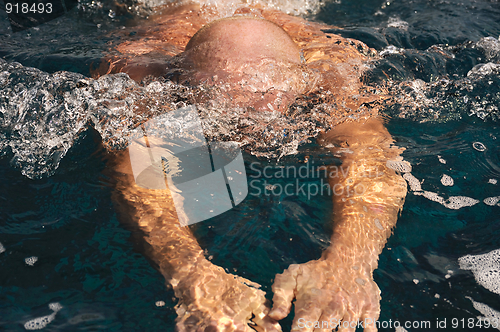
[483,196,500,206]
[386,159,412,173]
[25,256,38,266]
[440,174,454,186]
[190,0,324,16]
[459,249,500,295]
[24,302,63,330]
[466,297,500,330]
[380,37,500,123]
[0,58,370,178]
[405,172,481,210]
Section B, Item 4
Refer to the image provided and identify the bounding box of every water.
[1,0,500,331]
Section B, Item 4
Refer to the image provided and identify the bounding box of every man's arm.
[109,148,281,332]
[269,118,407,332]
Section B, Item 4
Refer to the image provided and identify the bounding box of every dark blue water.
[1,0,500,331]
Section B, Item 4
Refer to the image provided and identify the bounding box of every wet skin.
[106,4,407,332]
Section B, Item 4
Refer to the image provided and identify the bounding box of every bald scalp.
[184,17,301,72]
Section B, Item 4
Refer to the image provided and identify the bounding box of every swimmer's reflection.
[105,4,407,332]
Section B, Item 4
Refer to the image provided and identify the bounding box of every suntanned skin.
[104,3,407,331]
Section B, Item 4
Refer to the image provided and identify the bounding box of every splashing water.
[0,56,373,178]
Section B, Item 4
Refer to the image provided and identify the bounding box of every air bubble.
[472,142,487,151]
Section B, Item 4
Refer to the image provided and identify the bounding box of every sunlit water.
[1,0,500,331]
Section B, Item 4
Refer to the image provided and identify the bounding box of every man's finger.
[251,301,283,332]
[360,300,380,332]
[291,303,322,332]
[269,264,301,320]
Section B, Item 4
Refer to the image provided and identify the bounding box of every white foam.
[24,313,56,330]
[403,173,422,191]
[476,36,500,62]
[416,190,444,204]
[443,196,479,209]
[24,303,62,330]
[25,256,38,266]
[386,159,412,173]
[459,249,500,295]
[387,17,409,31]
[484,196,500,206]
[379,45,403,57]
[467,63,500,79]
[466,297,500,331]
[415,191,479,209]
[441,174,454,186]
[0,242,5,254]
[48,303,62,312]
[187,0,323,16]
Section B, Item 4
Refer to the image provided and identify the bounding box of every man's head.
[176,16,309,112]
[184,16,302,72]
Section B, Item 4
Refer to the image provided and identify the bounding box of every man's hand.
[269,257,381,332]
[174,258,282,332]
